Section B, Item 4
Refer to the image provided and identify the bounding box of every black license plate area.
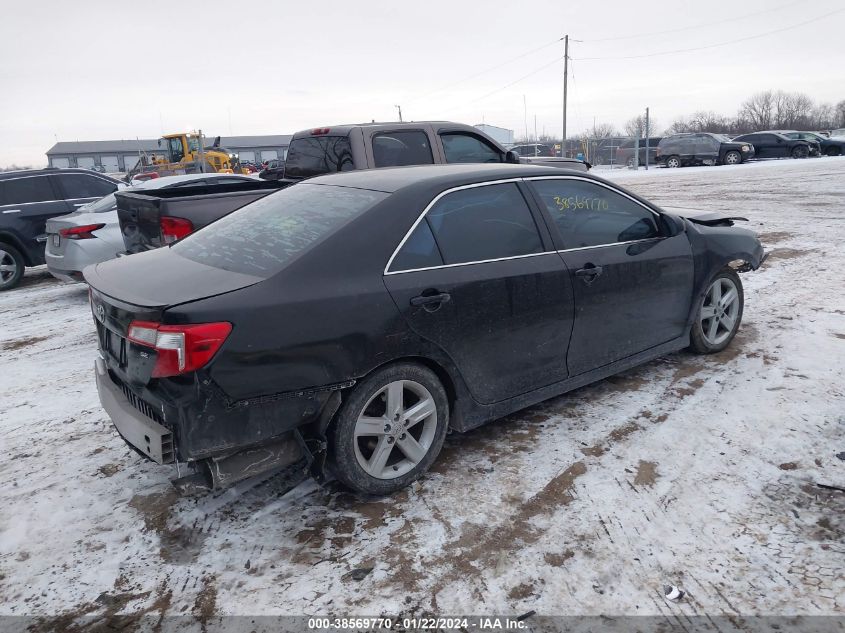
[98,323,126,366]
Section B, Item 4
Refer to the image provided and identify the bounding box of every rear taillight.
[160,216,193,244]
[127,320,232,377]
[60,223,105,240]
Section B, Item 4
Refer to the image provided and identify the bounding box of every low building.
[474,124,514,146]
[46,135,292,172]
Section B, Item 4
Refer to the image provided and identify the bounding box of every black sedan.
[777,131,843,157]
[732,132,814,159]
[85,164,764,495]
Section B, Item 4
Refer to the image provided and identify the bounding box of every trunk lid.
[84,246,263,309]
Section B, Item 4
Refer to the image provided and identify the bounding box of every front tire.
[329,362,449,495]
[0,243,25,291]
[724,150,741,165]
[689,268,744,354]
[791,145,809,159]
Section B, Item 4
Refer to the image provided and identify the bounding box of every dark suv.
[656,133,755,168]
[615,137,663,167]
[0,168,122,290]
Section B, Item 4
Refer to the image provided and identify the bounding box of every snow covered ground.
[0,157,843,629]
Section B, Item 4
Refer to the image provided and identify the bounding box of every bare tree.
[624,114,658,138]
[739,91,776,129]
[583,122,619,139]
[836,100,845,127]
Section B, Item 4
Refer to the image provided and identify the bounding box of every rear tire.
[0,243,25,291]
[689,268,744,354]
[329,362,449,495]
[665,155,681,168]
[791,145,809,159]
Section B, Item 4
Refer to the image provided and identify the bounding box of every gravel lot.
[1,157,843,629]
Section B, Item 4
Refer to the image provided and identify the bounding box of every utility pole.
[395,105,403,122]
[523,95,528,141]
[644,107,650,170]
[562,34,569,157]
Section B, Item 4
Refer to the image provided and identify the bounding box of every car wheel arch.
[343,355,461,421]
[0,232,34,267]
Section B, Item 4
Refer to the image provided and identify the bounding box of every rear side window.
[440,133,503,164]
[531,179,660,248]
[423,183,542,265]
[372,131,434,167]
[0,176,56,205]
[173,184,387,277]
[57,174,117,199]
[389,221,443,272]
[284,135,354,179]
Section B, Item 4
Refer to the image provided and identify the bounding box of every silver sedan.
[45,173,257,281]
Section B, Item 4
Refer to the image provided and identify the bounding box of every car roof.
[303,163,589,193]
[0,167,121,182]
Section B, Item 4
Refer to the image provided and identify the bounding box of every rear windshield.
[284,135,354,179]
[172,183,387,277]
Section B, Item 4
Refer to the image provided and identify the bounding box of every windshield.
[285,135,354,179]
[80,192,118,213]
[188,136,200,153]
[713,134,732,142]
[172,183,388,277]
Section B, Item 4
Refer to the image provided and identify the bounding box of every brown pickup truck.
[118,121,589,253]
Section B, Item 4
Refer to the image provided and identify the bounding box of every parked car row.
[651,129,841,169]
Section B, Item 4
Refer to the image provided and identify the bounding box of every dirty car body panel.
[84,163,763,488]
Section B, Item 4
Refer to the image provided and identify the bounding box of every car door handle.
[410,292,451,307]
[575,265,603,281]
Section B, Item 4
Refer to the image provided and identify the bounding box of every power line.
[581,0,807,42]
[467,55,566,104]
[406,37,565,103]
[573,7,843,61]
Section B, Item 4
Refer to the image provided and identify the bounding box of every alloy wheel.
[725,152,741,165]
[0,249,18,286]
[700,277,740,346]
[353,379,438,480]
[667,157,680,168]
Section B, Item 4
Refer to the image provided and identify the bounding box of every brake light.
[60,223,105,240]
[160,216,193,244]
[127,321,232,377]
[310,127,330,135]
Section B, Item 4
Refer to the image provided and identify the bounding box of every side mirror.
[661,213,686,237]
[505,150,520,164]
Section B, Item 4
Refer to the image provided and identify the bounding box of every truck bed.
[117,179,294,253]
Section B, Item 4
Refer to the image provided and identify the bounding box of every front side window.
[530,179,660,249]
[173,183,387,277]
[440,133,503,164]
[372,131,434,167]
[168,137,185,162]
[423,183,542,265]
[0,176,55,205]
[284,136,354,179]
[57,174,118,199]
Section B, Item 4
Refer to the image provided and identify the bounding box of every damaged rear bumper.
[95,357,318,489]
[95,356,174,464]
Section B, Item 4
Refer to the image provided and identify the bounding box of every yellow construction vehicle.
[133,130,249,177]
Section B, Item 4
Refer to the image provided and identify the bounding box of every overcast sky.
[1,0,843,166]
